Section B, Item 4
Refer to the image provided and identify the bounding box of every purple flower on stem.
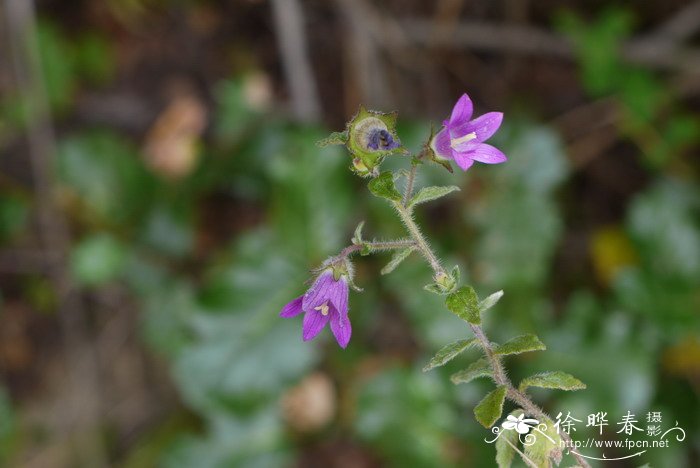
[431,93,506,171]
[279,269,351,348]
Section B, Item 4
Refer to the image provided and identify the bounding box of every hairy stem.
[394,162,591,468]
[402,163,418,206]
[333,239,416,262]
[393,202,445,276]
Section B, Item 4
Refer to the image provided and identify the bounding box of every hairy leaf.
[423,338,477,372]
[519,371,586,392]
[445,286,481,325]
[316,131,347,147]
[381,247,415,275]
[524,416,562,467]
[479,290,504,312]
[496,409,523,468]
[474,385,507,428]
[409,185,460,208]
[494,334,546,356]
[368,171,402,201]
[450,358,492,384]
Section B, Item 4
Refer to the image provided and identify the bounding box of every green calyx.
[317,106,407,177]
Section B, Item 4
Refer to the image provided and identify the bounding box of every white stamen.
[314,302,329,316]
[450,132,477,149]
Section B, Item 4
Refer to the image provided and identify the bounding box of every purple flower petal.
[302,270,333,310]
[279,295,304,318]
[455,112,503,143]
[302,309,329,341]
[453,152,475,171]
[449,94,473,127]
[329,308,352,348]
[328,277,349,315]
[468,143,508,164]
[433,127,454,160]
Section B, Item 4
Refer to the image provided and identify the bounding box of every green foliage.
[478,290,504,313]
[450,358,492,385]
[518,371,586,393]
[495,409,523,468]
[0,195,28,242]
[70,233,127,286]
[474,385,507,428]
[409,185,460,208]
[523,417,562,468]
[381,246,415,274]
[316,131,347,147]
[0,387,16,464]
[355,368,456,467]
[57,131,156,224]
[422,338,477,372]
[445,286,481,325]
[494,334,546,356]
[368,171,402,201]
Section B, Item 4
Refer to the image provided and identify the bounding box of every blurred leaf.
[37,20,76,111]
[445,286,480,325]
[0,387,16,463]
[70,233,127,286]
[316,131,347,147]
[355,367,455,467]
[450,358,492,385]
[590,226,637,286]
[409,185,460,208]
[0,195,28,242]
[518,371,586,393]
[494,334,546,356]
[381,247,415,275]
[474,385,506,428]
[423,338,477,372]
[57,131,156,224]
[368,171,402,202]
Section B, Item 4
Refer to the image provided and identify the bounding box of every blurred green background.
[0,1,699,467]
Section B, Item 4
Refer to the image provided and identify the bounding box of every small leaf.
[409,185,460,208]
[519,371,586,393]
[496,410,523,468]
[479,290,504,312]
[450,358,492,384]
[70,233,126,286]
[494,334,546,356]
[381,247,415,275]
[423,338,477,372]
[316,131,347,147]
[368,171,402,201]
[474,385,507,428]
[450,265,460,286]
[351,221,365,245]
[524,416,562,467]
[424,283,446,295]
[445,286,481,325]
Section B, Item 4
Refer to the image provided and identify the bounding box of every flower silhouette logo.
[502,414,539,434]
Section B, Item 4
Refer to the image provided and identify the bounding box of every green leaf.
[316,130,348,147]
[409,185,460,208]
[351,221,365,245]
[494,334,546,356]
[70,233,126,286]
[424,283,446,295]
[523,416,562,467]
[381,247,415,275]
[450,265,460,286]
[479,290,504,312]
[450,358,492,384]
[474,385,507,428]
[445,286,481,325]
[496,410,523,468]
[423,338,477,372]
[368,171,402,201]
[519,371,586,392]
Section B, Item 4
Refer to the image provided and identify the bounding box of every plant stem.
[393,202,445,276]
[395,162,591,468]
[333,239,416,262]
